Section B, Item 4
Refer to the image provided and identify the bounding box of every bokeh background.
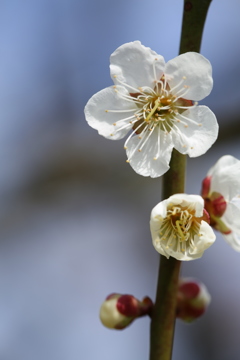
[0,1,240,359]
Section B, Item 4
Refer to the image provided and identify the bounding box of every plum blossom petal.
[165,52,213,101]
[221,199,240,233]
[85,41,218,177]
[150,194,215,261]
[202,155,240,251]
[110,41,165,89]
[208,155,239,176]
[85,86,138,140]
[188,220,216,258]
[208,155,240,200]
[125,128,173,177]
[223,232,240,252]
[171,106,218,157]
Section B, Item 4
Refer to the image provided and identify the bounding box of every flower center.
[143,96,175,131]
[159,205,203,253]
[105,70,201,162]
[170,207,193,241]
[128,75,195,133]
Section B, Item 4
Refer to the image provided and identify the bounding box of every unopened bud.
[208,192,227,218]
[202,187,230,233]
[99,293,153,330]
[176,278,211,323]
[202,176,228,229]
[201,176,211,198]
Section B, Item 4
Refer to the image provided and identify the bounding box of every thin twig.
[149,1,213,359]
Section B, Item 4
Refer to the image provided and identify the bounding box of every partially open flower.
[99,293,153,330]
[85,41,218,178]
[150,194,216,260]
[201,155,240,251]
[177,278,211,322]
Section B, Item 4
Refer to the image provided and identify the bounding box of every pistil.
[145,99,161,122]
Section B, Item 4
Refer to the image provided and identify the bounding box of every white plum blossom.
[201,155,240,251]
[84,41,218,177]
[150,194,216,260]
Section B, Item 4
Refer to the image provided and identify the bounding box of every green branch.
[179,0,212,54]
[149,1,213,359]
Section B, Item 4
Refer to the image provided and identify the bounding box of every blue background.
[0,1,239,359]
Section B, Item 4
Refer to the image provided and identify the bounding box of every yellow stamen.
[176,220,186,241]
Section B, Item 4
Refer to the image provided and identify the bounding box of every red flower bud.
[100,294,153,330]
[176,278,211,323]
[201,176,211,198]
[210,192,227,217]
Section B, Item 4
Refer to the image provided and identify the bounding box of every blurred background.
[0,0,239,359]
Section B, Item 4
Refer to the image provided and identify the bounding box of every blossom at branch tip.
[201,155,240,251]
[99,293,153,330]
[150,194,216,260]
[177,278,211,322]
[84,41,218,178]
